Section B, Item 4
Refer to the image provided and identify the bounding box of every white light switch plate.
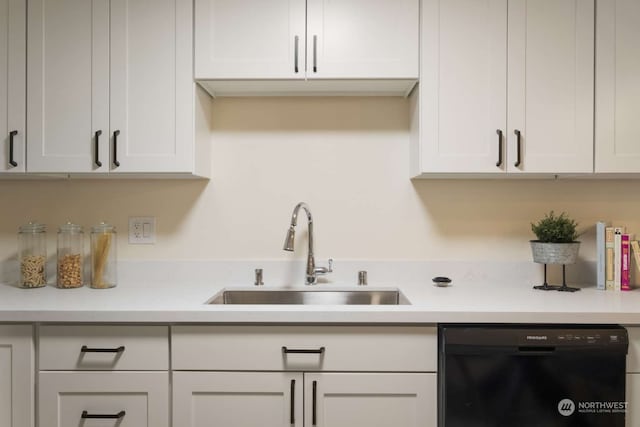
[129,217,156,244]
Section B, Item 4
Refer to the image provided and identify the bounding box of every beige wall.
[0,97,638,263]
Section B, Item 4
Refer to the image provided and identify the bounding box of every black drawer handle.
[282,346,325,354]
[80,345,125,353]
[9,130,18,167]
[81,410,126,419]
[94,130,103,167]
[113,130,121,167]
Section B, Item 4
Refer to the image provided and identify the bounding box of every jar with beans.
[57,222,84,288]
[18,222,47,288]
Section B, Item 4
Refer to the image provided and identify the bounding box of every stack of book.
[596,222,639,291]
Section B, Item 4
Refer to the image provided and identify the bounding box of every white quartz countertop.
[1,280,639,324]
[0,260,637,324]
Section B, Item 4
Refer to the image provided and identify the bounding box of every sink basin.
[207,288,410,305]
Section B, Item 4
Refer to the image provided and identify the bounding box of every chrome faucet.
[283,202,332,285]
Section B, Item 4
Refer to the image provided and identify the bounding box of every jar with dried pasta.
[18,222,47,288]
[57,222,84,288]
[90,222,117,289]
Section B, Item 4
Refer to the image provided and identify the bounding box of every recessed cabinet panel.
[195,0,306,79]
[304,373,436,427]
[0,0,26,173]
[596,0,640,173]
[27,0,109,173]
[628,374,639,427]
[306,0,418,79]
[110,0,194,173]
[39,372,169,427]
[173,372,304,427]
[0,325,33,427]
[507,0,594,173]
[420,0,507,173]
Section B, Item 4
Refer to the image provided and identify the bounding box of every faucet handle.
[315,258,333,275]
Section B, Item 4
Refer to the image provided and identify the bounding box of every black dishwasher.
[439,324,628,427]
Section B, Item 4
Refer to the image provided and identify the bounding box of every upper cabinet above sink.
[194,0,419,97]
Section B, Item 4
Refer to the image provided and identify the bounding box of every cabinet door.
[0,0,25,173]
[507,0,594,173]
[306,0,418,79]
[628,374,639,427]
[27,0,109,173]
[39,372,168,427]
[110,0,194,173]
[194,0,306,79]
[173,371,303,427]
[0,325,33,427]
[595,0,640,173]
[419,0,507,173]
[305,373,436,427]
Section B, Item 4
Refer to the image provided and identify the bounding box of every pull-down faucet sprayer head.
[283,226,296,251]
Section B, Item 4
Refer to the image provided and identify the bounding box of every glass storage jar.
[57,222,84,288]
[18,222,47,288]
[90,222,117,289]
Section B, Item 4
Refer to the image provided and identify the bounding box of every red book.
[622,234,631,291]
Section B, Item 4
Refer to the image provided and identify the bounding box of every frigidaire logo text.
[526,335,548,340]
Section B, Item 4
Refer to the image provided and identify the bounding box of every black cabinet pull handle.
[294,36,299,73]
[8,130,18,167]
[81,410,126,419]
[496,129,503,167]
[514,129,522,167]
[80,345,125,353]
[313,35,318,73]
[312,380,317,426]
[282,346,325,354]
[290,379,295,425]
[113,130,121,167]
[94,130,103,167]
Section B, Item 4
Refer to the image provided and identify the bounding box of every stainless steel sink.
[207,288,410,305]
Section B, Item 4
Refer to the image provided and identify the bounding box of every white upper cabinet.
[195,0,306,80]
[417,0,507,173]
[595,0,640,173]
[194,0,419,96]
[507,0,594,174]
[27,0,110,173]
[412,0,595,176]
[0,0,26,173]
[26,0,209,176]
[109,0,195,173]
[305,0,418,79]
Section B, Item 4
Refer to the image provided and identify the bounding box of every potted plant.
[530,211,580,265]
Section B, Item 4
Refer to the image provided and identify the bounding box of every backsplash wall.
[0,96,639,264]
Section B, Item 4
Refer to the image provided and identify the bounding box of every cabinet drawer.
[39,325,168,370]
[39,371,168,427]
[172,325,436,372]
[628,327,640,373]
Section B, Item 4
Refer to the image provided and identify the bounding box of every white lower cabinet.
[39,372,169,427]
[305,372,436,427]
[628,374,639,427]
[172,325,438,427]
[0,325,33,427]
[173,371,435,427]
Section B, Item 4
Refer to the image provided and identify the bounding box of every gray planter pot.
[530,241,580,265]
